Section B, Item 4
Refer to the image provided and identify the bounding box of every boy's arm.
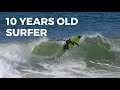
[73,42,79,47]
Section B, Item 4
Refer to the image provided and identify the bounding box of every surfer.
[63,35,81,50]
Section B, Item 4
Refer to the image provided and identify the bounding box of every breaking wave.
[0,34,120,78]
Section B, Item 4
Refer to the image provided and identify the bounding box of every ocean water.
[0,12,120,78]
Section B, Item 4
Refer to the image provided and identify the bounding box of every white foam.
[83,33,104,38]
[110,39,120,52]
[0,43,26,78]
[0,37,50,78]
[34,57,88,78]
[0,57,21,78]
[29,37,49,52]
[111,46,120,52]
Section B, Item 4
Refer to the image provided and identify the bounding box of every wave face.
[0,34,120,78]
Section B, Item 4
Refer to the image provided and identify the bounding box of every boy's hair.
[78,35,81,38]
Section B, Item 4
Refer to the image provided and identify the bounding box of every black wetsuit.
[63,36,81,50]
[63,39,74,50]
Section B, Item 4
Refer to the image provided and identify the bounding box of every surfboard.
[68,35,80,48]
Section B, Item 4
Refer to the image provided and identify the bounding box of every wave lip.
[32,34,120,63]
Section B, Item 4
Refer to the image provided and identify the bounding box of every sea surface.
[0,12,120,78]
